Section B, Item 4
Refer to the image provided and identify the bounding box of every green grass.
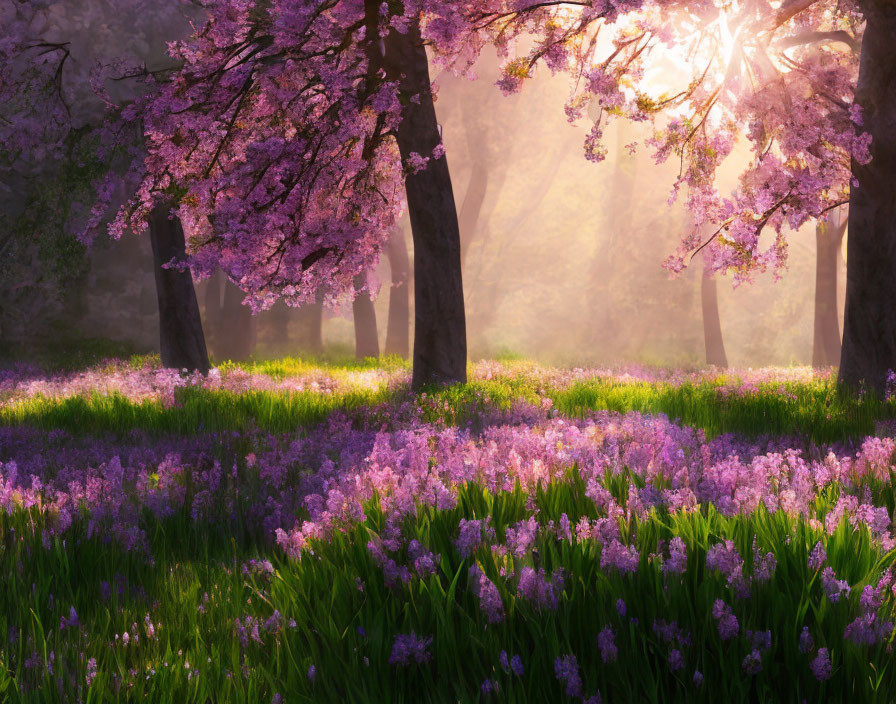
[0,387,396,436]
[2,361,894,442]
[549,378,896,444]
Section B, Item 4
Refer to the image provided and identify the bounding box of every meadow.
[2,355,896,702]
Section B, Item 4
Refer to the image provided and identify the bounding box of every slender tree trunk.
[701,269,728,368]
[372,11,466,388]
[385,228,410,358]
[353,275,380,359]
[203,269,257,362]
[813,213,846,368]
[296,295,324,354]
[204,268,224,339]
[217,280,257,362]
[267,301,292,351]
[839,3,896,395]
[148,203,210,373]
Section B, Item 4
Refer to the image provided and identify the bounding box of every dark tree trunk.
[385,228,411,358]
[217,280,257,362]
[371,11,466,388]
[296,295,324,354]
[839,2,896,395]
[203,269,257,362]
[148,203,210,374]
[266,301,292,350]
[813,212,847,368]
[353,275,380,359]
[204,268,224,332]
[701,269,728,368]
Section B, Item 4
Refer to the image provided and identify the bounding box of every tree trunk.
[373,12,467,388]
[217,280,257,362]
[839,2,896,395]
[148,203,210,374]
[204,268,224,333]
[813,212,846,368]
[266,301,292,352]
[296,295,324,354]
[203,269,257,362]
[701,269,728,368]
[385,228,411,358]
[353,275,380,359]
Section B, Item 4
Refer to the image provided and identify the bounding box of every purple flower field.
[1,360,896,701]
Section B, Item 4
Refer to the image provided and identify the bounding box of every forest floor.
[2,353,896,702]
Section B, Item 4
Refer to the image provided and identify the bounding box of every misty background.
[1,39,843,368]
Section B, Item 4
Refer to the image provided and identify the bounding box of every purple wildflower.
[597,627,617,663]
[663,536,688,575]
[517,567,560,611]
[504,517,538,559]
[511,654,524,676]
[86,658,97,687]
[60,606,79,630]
[860,584,882,613]
[554,655,583,698]
[706,540,744,588]
[844,613,892,646]
[601,539,639,573]
[810,648,832,681]
[742,649,763,675]
[389,632,433,666]
[752,539,777,583]
[469,565,504,623]
[668,649,684,671]
[480,678,499,695]
[408,540,440,579]
[712,599,739,640]
[799,627,814,654]
[808,541,827,571]
[821,567,850,603]
[693,670,704,687]
[307,665,317,683]
[455,519,490,558]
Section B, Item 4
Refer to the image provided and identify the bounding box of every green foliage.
[1,129,110,338]
[1,356,894,442]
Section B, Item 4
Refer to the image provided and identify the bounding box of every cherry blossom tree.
[420,0,887,390]
[6,0,895,391]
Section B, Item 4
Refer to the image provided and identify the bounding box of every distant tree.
[353,275,380,360]
[384,227,411,358]
[204,269,257,363]
[702,268,729,368]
